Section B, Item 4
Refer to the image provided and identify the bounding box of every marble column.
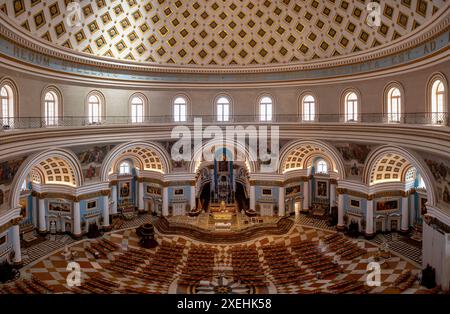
[303,180,309,211]
[409,191,416,226]
[401,194,409,232]
[162,187,169,216]
[11,223,21,265]
[365,197,374,237]
[73,200,81,237]
[308,177,313,207]
[31,194,38,228]
[330,180,337,208]
[111,184,118,215]
[138,181,144,211]
[250,185,256,211]
[38,198,46,233]
[190,185,196,211]
[337,190,345,230]
[102,194,110,227]
[278,186,285,217]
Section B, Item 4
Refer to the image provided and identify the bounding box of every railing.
[0,113,448,130]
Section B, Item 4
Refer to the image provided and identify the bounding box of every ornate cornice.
[0,9,448,80]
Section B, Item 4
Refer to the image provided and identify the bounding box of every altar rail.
[154,216,294,244]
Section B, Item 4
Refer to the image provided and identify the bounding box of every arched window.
[431,80,445,124]
[316,159,328,174]
[345,92,358,122]
[387,87,401,122]
[119,161,131,174]
[302,95,315,121]
[259,96,273,121]
[131,96,144,123]
[0,84,14,125]
[87,95,101,123]
[44,91,58,126]
[216,96,230,122]
[174,97,187,122]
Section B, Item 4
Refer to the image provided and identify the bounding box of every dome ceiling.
[0,0,446,67]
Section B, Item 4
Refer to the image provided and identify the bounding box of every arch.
[213,93,233,122]
[189,138,258,174]
[340,88,361,122]
[129,93,148,123]
[426,72,448,124]
[85,90,106,123]
[298,91,318,122]
[278,140,345,178]
[363,145,437,206]
[257,93,274,122]
[172,93,191,122]
[100,141,172,181]
[383,81,405,123]
[9,148,83,209]
[41,86,63,125]
[0,77,19,120]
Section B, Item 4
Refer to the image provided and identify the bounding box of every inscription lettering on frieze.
[13,45,49,67]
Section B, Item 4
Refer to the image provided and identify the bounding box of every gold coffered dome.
[0,0,447,66]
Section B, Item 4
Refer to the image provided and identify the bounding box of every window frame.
[302,95,316,122]
[173,96,187,122]
[259,96,273,122]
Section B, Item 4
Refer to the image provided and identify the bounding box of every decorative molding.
[0,8,448,83]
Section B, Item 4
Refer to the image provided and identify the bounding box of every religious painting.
[174,188,184,196]
[19,199,27,219]
[76,145,113,165]
[376,200,398,211]
[286,185,301,195]
[146,186,161,195]
[85,165,97,179]
[120,182,130,198]
[262,189,272,196]
[87,200,97,210]
[420,198,427,215]
[350,199,360,208]
[49,201,71,212]
[0,158,25,185]
[317,181,327,197]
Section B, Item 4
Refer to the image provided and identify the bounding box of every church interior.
[0,0,449,296]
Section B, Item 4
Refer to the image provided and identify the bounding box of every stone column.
[162,186,169,216]
[138,180,145,212]
[401,193,409,232]
[250,185,256,210]
[73,199,81,237]
[38,197,47,233]
[365,196,374,238]
[329,179,337,208]
[409,190,416,226]
[308,176,313,207]
[111,184,118,215]
[278,186,285,217]
[31,193,38,228]
[190,184,196,211]
[11,222,22,265]
[303,179,309,211]
[337,188,345,230]
[101,192,110,227]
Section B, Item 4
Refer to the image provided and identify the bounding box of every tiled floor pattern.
[1,224,437,294]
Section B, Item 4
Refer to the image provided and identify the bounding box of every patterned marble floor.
[0,224,438,294]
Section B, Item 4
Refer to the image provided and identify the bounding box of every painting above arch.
[333,142,377,181]
[72,144,116,182]
[420,152,450,208]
